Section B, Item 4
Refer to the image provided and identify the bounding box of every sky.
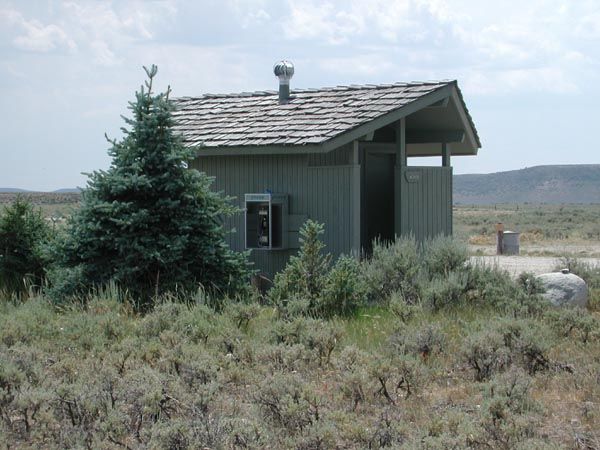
[0,0,599,191]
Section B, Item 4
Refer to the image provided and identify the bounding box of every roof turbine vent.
[273,60,294,104]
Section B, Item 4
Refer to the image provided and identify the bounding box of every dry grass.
[455,203,600,257]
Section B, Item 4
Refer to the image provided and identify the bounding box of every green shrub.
[477,368,540,448]
[346,410,407,449]
[464,264,518,308]
[464,266,549,317]
[269,317,344,367]
[0,197,52,295]
[138,301,188,338]
[270,220,329,307]
[147,419,190,449]
[545,307,599,343]
[271,317,309,345]
[369,354,424,402]
[224,301,261,330]
[390,323,445,359]
[462,329,511,381]
[485,368,535,415]
[516,272,546,297]
[271,221,365,318]
[254,373,319,434]
[337,345,370,410]
[257,343,311,373]
[422,235,468,277]
[462,319,550,380]
[412,324,446,359]
[0,298,58,347]
[362,236,469,310]
[173,303,216,344]
[318,255,365,318]
[556,256,600,289]
[223,417,268,449]
[303,321,344,367]
[289,420,338,450]
[498,319,550,375]
[3,249,598,448]
[362,236,421,304]
[422,271,468,311]
[277,295,312,319]
[389,291,423,323]
[43,265,87,305]
[414,410,479,449]
[510,274,550,318]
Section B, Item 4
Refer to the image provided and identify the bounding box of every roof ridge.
[175,80,455,101]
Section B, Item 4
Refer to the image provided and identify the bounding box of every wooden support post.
[395,118,406,167]
[352,140,361,256]
[496,223,504,255]
[394,118,406,238]
[442,142,451,167]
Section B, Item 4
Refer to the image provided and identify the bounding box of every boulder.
[536,270,588,308]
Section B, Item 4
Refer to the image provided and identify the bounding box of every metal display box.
[244,193,288,250]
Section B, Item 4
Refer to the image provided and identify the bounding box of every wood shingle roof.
[172,80,479,151]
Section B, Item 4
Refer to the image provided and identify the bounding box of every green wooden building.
[173,62,481,279]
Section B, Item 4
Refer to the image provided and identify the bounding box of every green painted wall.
[191,144,357,279]
[192,146,453,279]
[397,166,453,241]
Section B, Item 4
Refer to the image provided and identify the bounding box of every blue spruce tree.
[54,65,249,308]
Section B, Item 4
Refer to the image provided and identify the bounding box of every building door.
[363,152,395,252]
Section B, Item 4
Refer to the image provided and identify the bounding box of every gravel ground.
[470,255,600,278]
[469,243,600,257]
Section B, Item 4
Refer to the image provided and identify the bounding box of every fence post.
[496,223,504,255]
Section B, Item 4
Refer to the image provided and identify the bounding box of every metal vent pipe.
[273,60,294,104]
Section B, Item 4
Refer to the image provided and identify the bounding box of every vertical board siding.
[307,143,352,166]
[398,166,452,241]
[192,152,355,279]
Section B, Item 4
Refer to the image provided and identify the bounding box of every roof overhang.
[192,82,480,157]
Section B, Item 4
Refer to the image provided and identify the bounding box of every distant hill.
[454,164,600,204]
[0,188,80,193]
[53,188,81,193]
[0,188,30,193]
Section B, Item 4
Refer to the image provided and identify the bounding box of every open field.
[0,192,80,224]
[454,203,600,257]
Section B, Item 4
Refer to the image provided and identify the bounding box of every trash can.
[502,231,520,255]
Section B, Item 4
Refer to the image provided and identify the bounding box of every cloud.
[575,11,600,40]
[284,1,363,44]
[90,40,119,67]
[463,67,578,95]
[1,2,177,65]
[0,7,76,52]
[59,1,177,66]
[282,0,459,44]
[318,53,396,77]
[280,0,600,94]
[358,0,423,43]
[226,0,272,28]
